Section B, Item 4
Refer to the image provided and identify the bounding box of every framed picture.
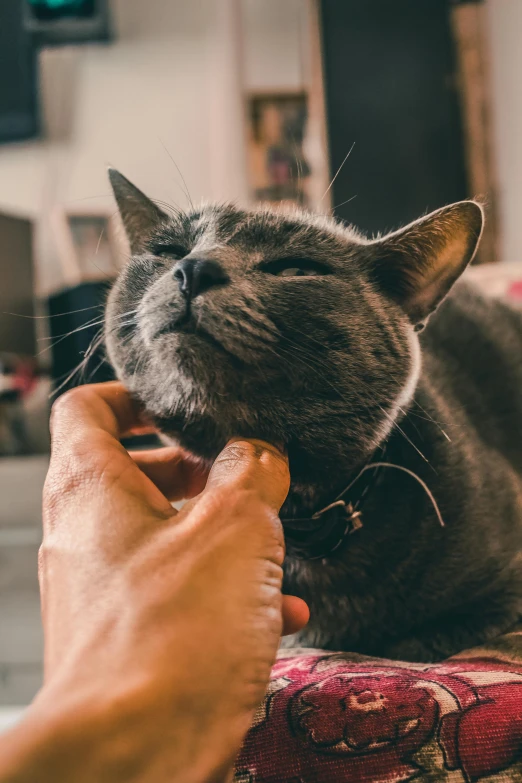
[50,208,124,288]
[246,92,315,208]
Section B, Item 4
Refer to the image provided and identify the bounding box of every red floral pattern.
[236,648,522,782]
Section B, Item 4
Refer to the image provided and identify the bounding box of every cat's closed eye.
[259,258,331,278]
[151,243,188,260]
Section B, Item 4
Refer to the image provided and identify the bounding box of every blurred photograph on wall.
[51,210,121,286]
[68,215,115,279]
[247,93,312,207]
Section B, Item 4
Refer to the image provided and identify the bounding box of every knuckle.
[218,439,285,468]
[214,440,288,490]
[49,385,100,434]
[50,386,81,419]
[216,441,257,468]
[49,387,87,435]
[42,455,96,523]
[259,448,289,483]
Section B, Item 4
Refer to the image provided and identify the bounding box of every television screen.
[27,0,96,21]
[24,0,112,45]
[0,0,39,144]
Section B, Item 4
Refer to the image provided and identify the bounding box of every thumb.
[206,438,290,512]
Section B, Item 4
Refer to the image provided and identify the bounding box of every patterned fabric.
[236,629,522,782]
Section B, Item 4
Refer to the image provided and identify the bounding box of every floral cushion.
[235,629,522,782]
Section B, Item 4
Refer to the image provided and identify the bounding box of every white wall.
[2,1,519,291]
[0,0,251,294]
[486,0,522,264]
[0,0,311,295]
[243,0,309,91]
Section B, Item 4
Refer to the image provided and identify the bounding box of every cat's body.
[105,169,522,661]
[286,283,522,660]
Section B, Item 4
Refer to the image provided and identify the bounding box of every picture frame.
[246,90,324,210]
[50,207,125,289]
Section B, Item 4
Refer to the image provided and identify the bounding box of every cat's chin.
[158,427,290,466]
[154,417,362,515]
[157,427,331,518]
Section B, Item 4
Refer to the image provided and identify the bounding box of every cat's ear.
[366,201,484,323]
[108,168,167,253]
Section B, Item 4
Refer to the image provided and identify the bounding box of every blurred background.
[1,0,522,723]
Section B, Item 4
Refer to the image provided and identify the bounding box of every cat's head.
[105,169,483,492]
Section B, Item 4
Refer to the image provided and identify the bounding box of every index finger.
[49,381,147,455]
[206,438,290,512]
[46,383,177,520]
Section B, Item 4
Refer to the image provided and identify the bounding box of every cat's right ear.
[364,201,484,324]
[108,169,167,254]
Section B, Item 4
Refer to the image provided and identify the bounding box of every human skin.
[0,382,308,783]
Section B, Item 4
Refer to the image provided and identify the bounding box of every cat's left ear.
[109,168,167,254]
[366,201,484,324]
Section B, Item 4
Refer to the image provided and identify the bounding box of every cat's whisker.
[39,309,138,361]
[410,400,452,442]
[108,319,138,333]
[36,320,107,358]
[42,307,136,340]
[331,194,358,211]
[84,357,108,384]
[37,314,106,341]
[47,307,138,397]
[105,310,139,330]
[320,142,355,203]
[108,308,139,321]
[377,404,431,466]
[5,305,100,320]
[151,198,185,217]
[159,139,195,211]
[49,328,106,398]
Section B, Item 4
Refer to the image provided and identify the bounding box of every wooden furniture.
[318,0,498,262]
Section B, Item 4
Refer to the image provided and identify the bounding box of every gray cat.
[105,169,522,662]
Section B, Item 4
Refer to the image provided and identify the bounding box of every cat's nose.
[173,258,229,300]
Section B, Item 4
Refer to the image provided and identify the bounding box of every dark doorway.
[0,213,35,356]
[319,0,469,234]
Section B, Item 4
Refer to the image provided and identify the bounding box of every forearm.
[0,686,236,783]
[0,703,81,783]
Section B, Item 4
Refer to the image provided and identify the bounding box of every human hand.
[10,382,308,783]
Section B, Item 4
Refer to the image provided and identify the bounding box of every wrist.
[0,674,153,783]
[0,689,121,783]
[0,698,93,783]
[0,673,239,783]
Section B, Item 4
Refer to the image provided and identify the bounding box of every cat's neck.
[281,392,438,524]
[282,440,385,521]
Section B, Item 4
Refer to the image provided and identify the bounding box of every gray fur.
[106,169,522,661]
